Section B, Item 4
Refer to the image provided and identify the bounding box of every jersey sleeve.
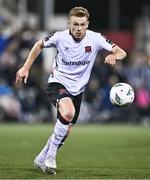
[42,32,59,48]
[96,33,115,52]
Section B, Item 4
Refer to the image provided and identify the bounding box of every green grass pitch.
[0,123,150,179]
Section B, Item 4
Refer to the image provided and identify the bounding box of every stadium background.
[0,0,150,124]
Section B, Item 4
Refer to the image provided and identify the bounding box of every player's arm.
[104,45,126,65]
[16,39,43,84]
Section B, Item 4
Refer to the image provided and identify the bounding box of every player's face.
[69,16,89,40]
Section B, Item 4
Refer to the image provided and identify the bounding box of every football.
[110,82,135,107]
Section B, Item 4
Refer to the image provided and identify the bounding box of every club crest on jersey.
[85,46,92,53]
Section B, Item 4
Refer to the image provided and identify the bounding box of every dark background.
[27,0,150,30]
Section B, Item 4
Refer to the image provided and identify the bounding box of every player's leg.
[57,123,73,149]
[44,97,75,174]
[35,113,74,168]
[34,83,82,174]
[44,93,83,174]
[57,93,83,149]
[34,83,63,166]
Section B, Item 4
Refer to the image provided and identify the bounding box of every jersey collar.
[69,30,86,43]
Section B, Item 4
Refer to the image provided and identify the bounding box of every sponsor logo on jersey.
[85,46,92,53]
[62,59,90,66]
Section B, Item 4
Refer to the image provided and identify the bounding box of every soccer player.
[15,7,126,174]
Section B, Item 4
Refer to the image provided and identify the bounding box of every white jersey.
[43,29,114,96]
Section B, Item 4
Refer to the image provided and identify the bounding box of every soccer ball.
[110,83,135,107]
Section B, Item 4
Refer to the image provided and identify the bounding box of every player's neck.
[69,30,85,43]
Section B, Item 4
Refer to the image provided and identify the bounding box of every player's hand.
[104,54,116,65]
[15,67,29,84]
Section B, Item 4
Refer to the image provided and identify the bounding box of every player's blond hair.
[69,7,90,20]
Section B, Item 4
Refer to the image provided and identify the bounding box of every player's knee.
[59,98,75,122]
[61,107,75,122]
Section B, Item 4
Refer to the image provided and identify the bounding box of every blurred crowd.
[0,20,52,123]
[1,14,150,125]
